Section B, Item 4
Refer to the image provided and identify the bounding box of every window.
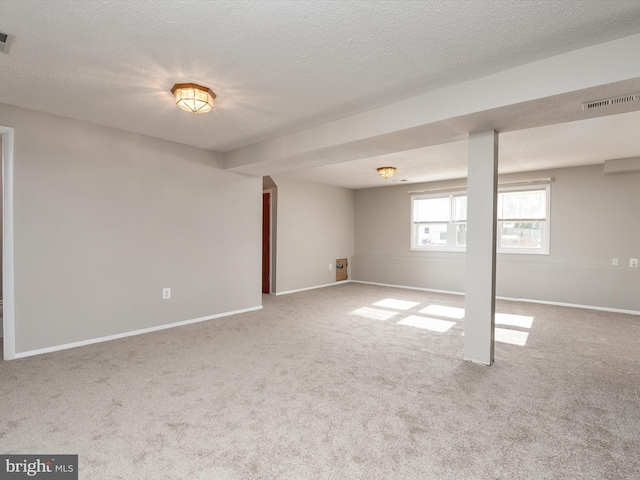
[497,186,549,254]
[412,193,466,251]
[411,184,550,254]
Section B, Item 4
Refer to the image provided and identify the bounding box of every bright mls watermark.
[0,455,77,479]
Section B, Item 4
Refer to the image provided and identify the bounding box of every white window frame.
[496,184,550,255]
[410,184,551,255]
[411,192,466,252]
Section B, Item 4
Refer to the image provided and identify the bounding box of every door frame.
[262,188,275,294]
[1,125,16,360]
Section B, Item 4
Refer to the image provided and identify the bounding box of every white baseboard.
[495,296,640,316]
[275,280,351,296]
[351,280,640,316]
[14,305,263,359]
[351,280,464,297]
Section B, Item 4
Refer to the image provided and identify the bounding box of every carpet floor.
[1,283,639,479]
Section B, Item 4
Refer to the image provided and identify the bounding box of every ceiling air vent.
[582,94,640,111]
[0,31,15,54]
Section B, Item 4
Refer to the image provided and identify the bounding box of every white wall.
[353,165,640,312]
[271,176,354,293]
[1,103,262,355]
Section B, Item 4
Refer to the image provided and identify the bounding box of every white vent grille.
[582,94,640,111]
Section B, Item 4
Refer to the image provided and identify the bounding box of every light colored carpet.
[1,283,639,479]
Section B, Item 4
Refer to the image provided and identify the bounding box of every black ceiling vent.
[582,94,640,111]
[0,31,14,54]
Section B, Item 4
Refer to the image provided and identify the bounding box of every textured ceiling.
[285,110,640,189]
[1,1,640,187]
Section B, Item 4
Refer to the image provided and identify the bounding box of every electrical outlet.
[612,258,619,266]
[162,287,171,299]
[630,258,638,268]
[329,263,333,270]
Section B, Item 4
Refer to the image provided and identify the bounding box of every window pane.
[499,190,545,220]
[455,222,467,246]
[415,223,448,246]
[414,197,450,222]
[499,221,545,249]
[454,196,467,221]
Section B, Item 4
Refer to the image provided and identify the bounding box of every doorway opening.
[262,191,271,293]
[262,177,277,295]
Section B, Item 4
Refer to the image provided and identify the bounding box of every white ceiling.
[1,1,640,188]
[286,109,640,189]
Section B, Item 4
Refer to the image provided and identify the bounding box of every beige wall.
[271,176,354,293]
[354,165,640,312]
[1,103,262,354]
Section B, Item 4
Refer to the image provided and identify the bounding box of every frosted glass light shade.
[171,83,216,114]
[377,166,396,179]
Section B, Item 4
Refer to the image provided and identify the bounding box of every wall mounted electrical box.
[336,258,348,281]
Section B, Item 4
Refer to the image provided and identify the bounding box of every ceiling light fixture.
[377,166,396,179]
[171,83,216,114]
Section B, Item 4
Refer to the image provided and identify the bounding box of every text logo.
[0,455,77,479]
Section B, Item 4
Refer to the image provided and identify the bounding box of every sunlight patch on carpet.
[495,313,534,329]
[495,327,529,346]
[420,304,465,320]
[374,298,420,311]
[397,315,456,332]
[350,307,399,321]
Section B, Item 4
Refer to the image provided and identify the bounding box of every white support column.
[464,130,498,365]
